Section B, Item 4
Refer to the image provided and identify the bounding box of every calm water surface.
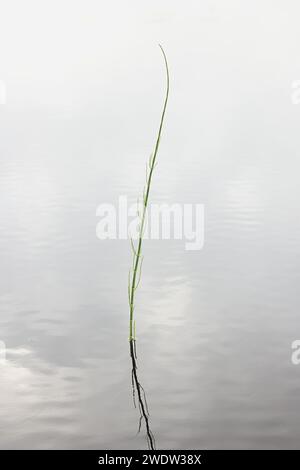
[1,1,300,449]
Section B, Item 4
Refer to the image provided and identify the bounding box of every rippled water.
[1,1,300,449]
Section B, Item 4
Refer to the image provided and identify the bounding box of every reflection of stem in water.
[127,45,169,449]
[130,340,155,450]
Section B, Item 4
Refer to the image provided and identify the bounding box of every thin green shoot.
[128,45,169,341]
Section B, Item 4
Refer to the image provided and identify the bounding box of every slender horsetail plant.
[128,44,169,450]
[128,45,169,342]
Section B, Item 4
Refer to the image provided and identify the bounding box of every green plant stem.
[128,45,169,341]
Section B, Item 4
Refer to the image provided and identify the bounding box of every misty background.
[1,0,300,449]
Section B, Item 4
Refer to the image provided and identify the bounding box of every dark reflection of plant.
[129,340,155,450]
[127,45,169,449]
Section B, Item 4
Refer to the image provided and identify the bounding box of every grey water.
[1,1,300,449]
